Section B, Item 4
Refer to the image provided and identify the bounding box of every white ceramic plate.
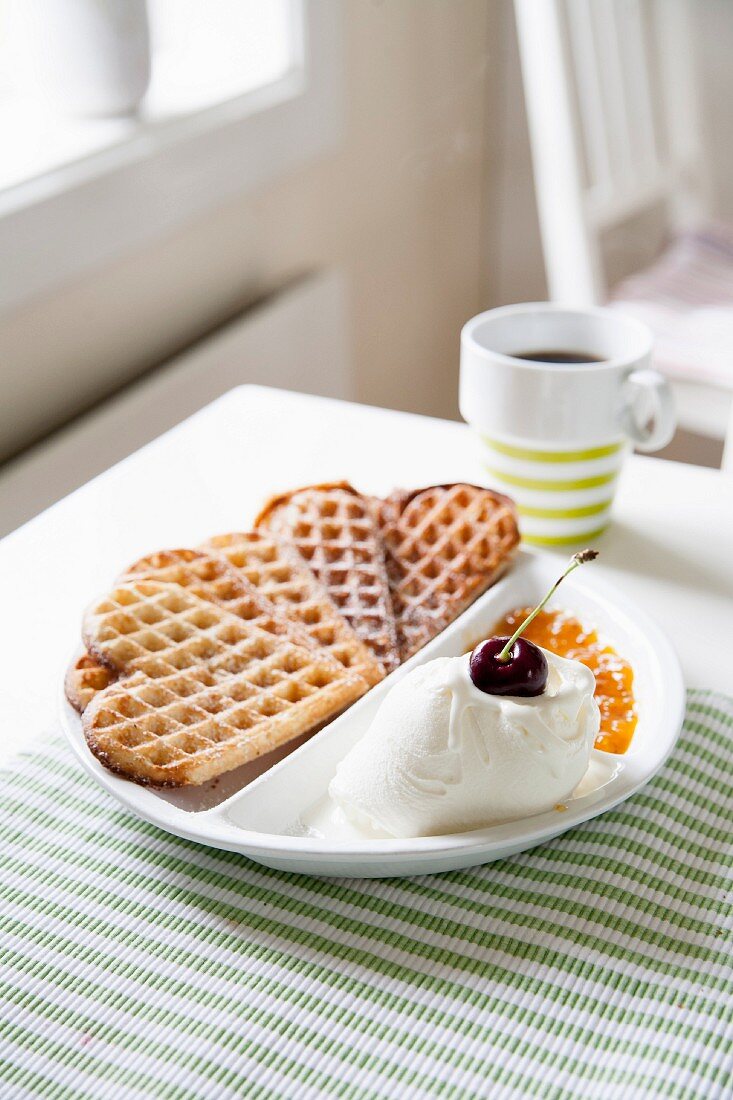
[61,550,685,878]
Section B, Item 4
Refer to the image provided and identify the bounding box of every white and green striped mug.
[459,303,675,547]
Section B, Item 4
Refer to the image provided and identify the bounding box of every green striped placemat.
[1,690,731,1100]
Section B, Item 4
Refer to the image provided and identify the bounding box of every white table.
[2,385,731,765]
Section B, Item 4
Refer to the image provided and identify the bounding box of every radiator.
[0,270,351,537]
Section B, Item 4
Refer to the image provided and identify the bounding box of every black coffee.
[513,350,603,364]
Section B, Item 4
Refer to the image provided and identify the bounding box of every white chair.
[513,0,733,468]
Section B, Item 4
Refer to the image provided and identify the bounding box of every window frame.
[0,0,343,312]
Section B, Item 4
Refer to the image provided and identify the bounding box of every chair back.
[514,0,711,305]
[724,407,733,473]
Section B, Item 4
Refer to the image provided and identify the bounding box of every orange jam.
[489,607,638,754]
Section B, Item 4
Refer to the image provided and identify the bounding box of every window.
[0,1,342,311]
[0,0,297,192]
[147,0,294,117]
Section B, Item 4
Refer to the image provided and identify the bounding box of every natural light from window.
[0,0,297,194]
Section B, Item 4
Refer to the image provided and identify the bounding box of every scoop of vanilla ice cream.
[329,649,599,838]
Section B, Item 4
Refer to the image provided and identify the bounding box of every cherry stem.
[496,549,599,662]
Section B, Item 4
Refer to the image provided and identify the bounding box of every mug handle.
[618,369,676,452]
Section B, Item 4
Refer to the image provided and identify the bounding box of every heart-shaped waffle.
[377,483,520,661]
[82,580,367,786]
[255,483,400,674]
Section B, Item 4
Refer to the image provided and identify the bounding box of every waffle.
[69,547,300,713]
[65,652,117,713]
[255,483,400,674]
[202,532,383,687]
[120,547,304,632]
[72,541,382,714]
[82,580,367,786]
[377,483,520,661]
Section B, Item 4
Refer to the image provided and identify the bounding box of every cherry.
[468,548,600,700]
[470,636,548,697]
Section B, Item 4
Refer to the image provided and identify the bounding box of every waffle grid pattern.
[82,581,364,786]
[202,532,382,687]
[380,484,520,660]
[121,548,319,652]
[256,485,400,674]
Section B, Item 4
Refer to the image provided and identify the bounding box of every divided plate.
[60,550,685,878]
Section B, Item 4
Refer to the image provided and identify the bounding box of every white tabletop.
[2,385,731,766]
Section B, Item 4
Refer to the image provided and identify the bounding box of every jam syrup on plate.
[487,607,638,754]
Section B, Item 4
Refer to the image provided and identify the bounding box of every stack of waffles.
[68,483,520,787]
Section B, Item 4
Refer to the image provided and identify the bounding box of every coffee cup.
[459,302,675,546]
